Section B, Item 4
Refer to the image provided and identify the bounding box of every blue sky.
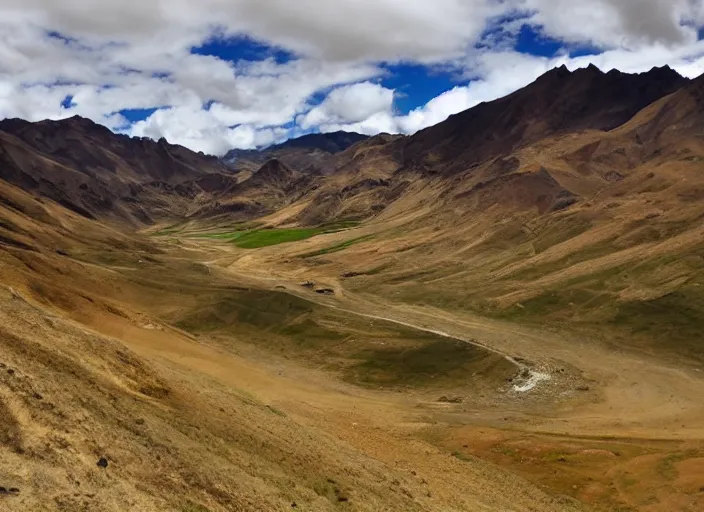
[119,23,588,127]
[190,36,469,124]
[1,1,704,155]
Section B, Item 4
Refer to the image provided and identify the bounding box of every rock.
[135,418,145,425]
[32,393,43,400]
[299,281,315,288]
[97,457,109,468]
[7,369,14,376]
[9,488,18,494]
[0,487,6,494]
[315,288,335,295]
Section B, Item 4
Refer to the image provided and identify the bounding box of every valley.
[1,64,704,511]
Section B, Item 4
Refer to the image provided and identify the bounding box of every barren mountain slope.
[0,116,234,225]
[399,65,689,175]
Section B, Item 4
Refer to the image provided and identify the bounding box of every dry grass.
[0,199,580,511]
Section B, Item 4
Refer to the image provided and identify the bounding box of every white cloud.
[522,0,704,49]
[300,82,394,129]
[566,40,704,77]
[130,106,289,155]
[10,0,500,62]
[319,111,399,136]
[0,1,703,155]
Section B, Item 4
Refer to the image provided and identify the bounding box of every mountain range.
[2,63,703,339]
[0,65,691,223]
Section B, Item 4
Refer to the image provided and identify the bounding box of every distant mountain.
[401,64,689,175]
[0,116,226,184]
[0,65,693,228]
[2,65,704,347]
[0,116,233,224]
[223,131,370,173]
[275,131,370,153]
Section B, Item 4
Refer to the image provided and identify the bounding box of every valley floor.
[2,225,703,512]
[186,232,704,511]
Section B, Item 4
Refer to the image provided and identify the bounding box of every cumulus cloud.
[130,107,288,154]
[319,111,400,136]
[10,0,499,62]
[522,0,704,49]
[0,1,703,154]
[299,82,394,129]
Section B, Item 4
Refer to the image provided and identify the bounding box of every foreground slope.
[0,182,582,511]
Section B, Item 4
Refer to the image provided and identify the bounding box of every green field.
[186,221,361,249]
[235,228,328,248]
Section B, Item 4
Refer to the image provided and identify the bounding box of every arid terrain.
[1,65,704,511]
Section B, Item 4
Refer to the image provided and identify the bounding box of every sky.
[1,1,704,156]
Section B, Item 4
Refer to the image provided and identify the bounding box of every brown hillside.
[400,65,688,175]
[0,116,232,225]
